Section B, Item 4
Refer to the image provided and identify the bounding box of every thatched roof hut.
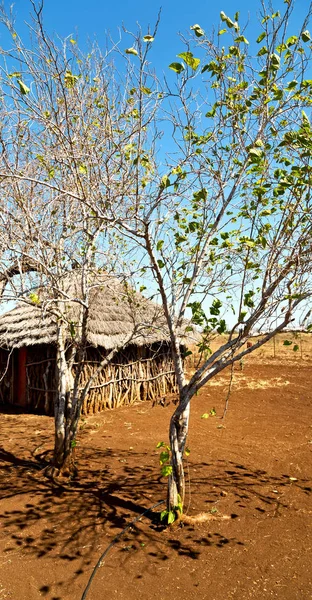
[0,272,187,414]
[0,272,175,349]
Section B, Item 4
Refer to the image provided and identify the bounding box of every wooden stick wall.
[80,345,177,414]
[22,343,177,414]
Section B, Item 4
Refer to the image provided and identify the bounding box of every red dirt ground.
[0,358,311,600]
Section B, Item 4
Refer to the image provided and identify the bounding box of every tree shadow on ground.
[1,434,311,598]
[186,458,312,514]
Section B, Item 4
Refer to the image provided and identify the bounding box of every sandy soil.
[0,358,311,600]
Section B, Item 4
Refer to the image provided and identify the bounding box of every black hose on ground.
[80,499,165,600]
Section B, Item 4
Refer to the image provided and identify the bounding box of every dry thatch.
[0,271,189,350]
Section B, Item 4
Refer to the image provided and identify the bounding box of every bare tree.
[0,1,162,475]
[0,174,162,475]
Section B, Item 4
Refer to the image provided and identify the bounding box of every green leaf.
[201,413,209,419]
[171,164,182,175]
[286,80,298,90]
[229,45,239,56]
[256,32,266,43]
[156,240,164,251]
[161,465,173,477]
[64,70,79,88]
[270,53,280,69]
[286,35,298,46]
[167,510,176,524]
[78,164,87,174]
[283,340,292,346]
[190,24,205,37]
[249,148,263,160]
[143,35,154,42]
[17,79,30,95]
[157,259,165,269]
[217,319,227,334]
[258,46,268,56]
[205,106,216,118]
[218,29,227,35]
[141,86,152,95]
[8,71,21,78]
[159,451,170,465]
[210,407,216,416]
[176,494,183,513]
[244,290,255,307]
[210,298,222,315]
[235,35,249,44]
[220,11,238,30]
[160,174,171,189]
[293,344,299,352]
[177,52,200,71]
[301,30,311,42]
[302,110,310,127]
[193,188,207,201]
[70,38,76,44]
[29,292,40,305]
[156,441,166,448]
[185,447,191,456]
[125,47,138,56]
[169,62,185,73]
[160,510,168,521]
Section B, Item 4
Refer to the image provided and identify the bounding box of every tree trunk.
[52,322,77,476]
[168,398,190,513]
[52,390,79,476]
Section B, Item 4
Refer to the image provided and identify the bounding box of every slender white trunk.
[53,321,74,472]
[168,398,190,512]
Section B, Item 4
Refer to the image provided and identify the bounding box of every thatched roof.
[0,272,190,350]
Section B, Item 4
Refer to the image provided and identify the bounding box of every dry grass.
[187,332,312,368]
[207,375,290,390]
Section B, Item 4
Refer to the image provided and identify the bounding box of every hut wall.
[79,343,178,415]
[16,347,27,406]
[0,348,13,405]
[3,342,177,415]
[0,345,55,410]
[25,344,56,413]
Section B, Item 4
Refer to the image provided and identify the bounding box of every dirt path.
[0,361,311,599]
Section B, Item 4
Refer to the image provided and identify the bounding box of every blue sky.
[1,0,309,72]
[0,0,310,327]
